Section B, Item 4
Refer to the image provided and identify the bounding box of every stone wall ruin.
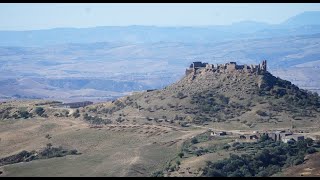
[185,60,267,76]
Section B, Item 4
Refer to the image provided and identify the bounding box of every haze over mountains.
[1,11,320,102]
[1,11,320,47]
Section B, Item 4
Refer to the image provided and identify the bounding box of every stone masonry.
[185,60,267,76]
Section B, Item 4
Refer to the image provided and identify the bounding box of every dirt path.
[119,146,142,177]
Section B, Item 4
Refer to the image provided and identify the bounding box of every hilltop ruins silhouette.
[185,60,267,76]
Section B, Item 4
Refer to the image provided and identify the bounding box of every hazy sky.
[1,3,320,30]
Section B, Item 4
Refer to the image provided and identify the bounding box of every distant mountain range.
[1,11,320,101]
[1,11,320,47]
[282,11,320,27]
[1,31,320,101]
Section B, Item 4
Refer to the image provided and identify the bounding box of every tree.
[35,107,45,116]
[223,144,231,150]
[293,157,304,165]
[46,143,53,149]
[72,109,80,118]
[83,113,89,120]
[306,147,317,154]
[296,140,308,151]
[176,160,181,166]
[259,134,269,142]
[191,137,199,144]
[178,152,184,158]
[70,149,78,155]
[305,138,314,146]
[151,171,164,177]
[19,110,30,119]
[206,169,224,177]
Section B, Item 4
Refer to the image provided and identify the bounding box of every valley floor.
[0,117,205,177]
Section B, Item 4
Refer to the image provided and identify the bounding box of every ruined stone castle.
[185,60,267,76]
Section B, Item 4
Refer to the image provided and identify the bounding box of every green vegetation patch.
[83,113,112,125]
[202,136,318,177]
[0,144,80,167]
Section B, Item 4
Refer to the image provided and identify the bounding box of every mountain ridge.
[1,11,320,47]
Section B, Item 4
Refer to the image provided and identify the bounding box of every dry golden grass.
[0,115,206,177]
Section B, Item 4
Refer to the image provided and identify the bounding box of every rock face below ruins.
[83,60,320,129]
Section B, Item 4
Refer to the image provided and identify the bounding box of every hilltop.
[1,60,320,130]
[80,60,320,130]
[1,60,320,177]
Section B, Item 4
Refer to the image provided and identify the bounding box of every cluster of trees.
[39,143,79,159]
[83,113,112,125]
[202,137,318,177]
[190,91,245,124]
[179,132,218,158]
[0,144,79,166]
[18,107,48,118]
[98,100,127,115]
[260,73,320,113]
[53,110,69,117]
[15,110,32,119]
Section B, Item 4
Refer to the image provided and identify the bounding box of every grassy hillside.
[82,67,320,130]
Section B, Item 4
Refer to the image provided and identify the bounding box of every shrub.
[191,137,199,144]
[19,110,31,119]
[88,107,97,112]
[169,166,176,172]
[177,92,187,99]
[64,111,69,116]
[72,109,80,118]
[256,110,268,116]
[83,113,108,124]
[223,144,231,150]
[305,138,314,146]
[259,134,270,142]
[306,147,317,154]
[35,107,45,116]
[178,152,184,158]
[70,149,78,155]
[293,158,304,165]
[83,113,90,120]
[176,160,181,166]
[46,143,53,149]
[151,171,164,177]
[206,169,224,177]
[0,109,10,119]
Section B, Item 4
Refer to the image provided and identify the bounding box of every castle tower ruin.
[261,60,267,72]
